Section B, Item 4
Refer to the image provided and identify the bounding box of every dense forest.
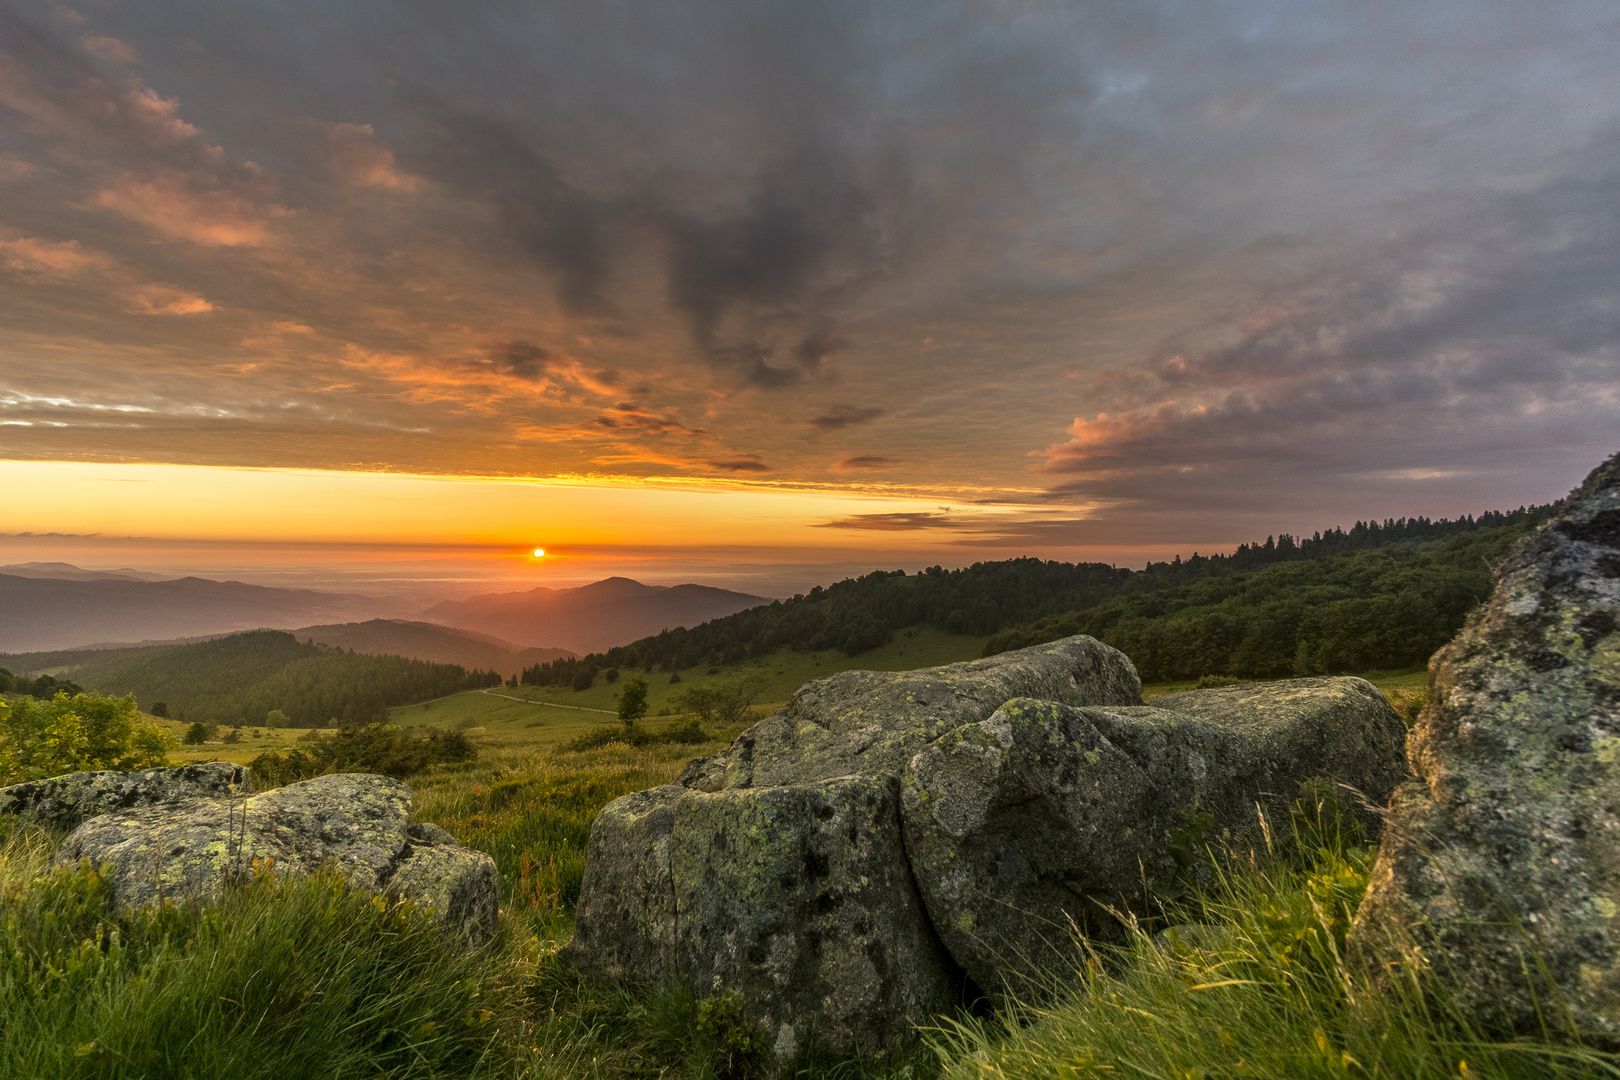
[519,504,1556,688]
[68,631,503,726]
[984,526,1526,680]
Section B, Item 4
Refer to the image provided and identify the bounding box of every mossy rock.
[1351,450,1620,1044]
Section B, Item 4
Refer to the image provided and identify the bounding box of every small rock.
[0,762,249,830]
[54,772,499,944]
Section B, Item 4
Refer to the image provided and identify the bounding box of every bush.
[572,668,595,691]
[0,691,171,784]
[617,675,649,723]
[674,675,765,727]
[181,721,216,746]
[247,724,476,788]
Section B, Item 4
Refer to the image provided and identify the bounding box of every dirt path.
[478,687,616,715]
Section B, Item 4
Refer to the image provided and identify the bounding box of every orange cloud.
[833,455,899,471]
[80,35,140,67]
[126,284,214,315]
[0,235,114,280]
[327,123,420,191]
[95,172,286,246]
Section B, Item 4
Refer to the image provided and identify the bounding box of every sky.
[2,1,1617,599]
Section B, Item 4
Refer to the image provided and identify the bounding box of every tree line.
[517,503,1556,688]
[984,525,1530,680]
[68,630,503,727]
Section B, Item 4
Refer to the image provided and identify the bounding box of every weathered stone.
[713,635,1142,790]
[901,679,1407,995]
[1350,452,1620,1043]
[54,772,499,943]
[565,777,960,1061]
[565,785,683,982]
[568,635,1140,1060]
[0,761,249,829]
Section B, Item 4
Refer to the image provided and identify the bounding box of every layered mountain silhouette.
[0,571,376,653]
[291,619,574,676]
[423,576,769,654]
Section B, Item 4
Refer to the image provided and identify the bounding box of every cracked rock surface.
[13,769,497,944]
[1351,451,1620,1042]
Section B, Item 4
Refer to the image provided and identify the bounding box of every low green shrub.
[247,723,475,787]
[0,691,171,784]
[565,717,710,752]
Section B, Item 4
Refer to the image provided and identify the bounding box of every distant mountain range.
[291,619,574,676]
[0,571,376,653]
[0,563,769,658]
[424,576,768,654]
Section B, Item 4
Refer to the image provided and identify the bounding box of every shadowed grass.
[929,798,1620,1080]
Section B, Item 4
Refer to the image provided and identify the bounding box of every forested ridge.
[68,630,503,726]
[521,503,1556,687]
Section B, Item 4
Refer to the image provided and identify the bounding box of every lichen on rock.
[902,679,1407,996]
[1350,451,1620,1043]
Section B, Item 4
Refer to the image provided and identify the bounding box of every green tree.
[265,708,288,728]
[617,676,649,726]
[0,691,171,784]
[150,701,169,718]
[182,721,216,746]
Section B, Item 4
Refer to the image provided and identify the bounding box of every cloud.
[816,512,964,531]
[0,235,113,280]
[833,455,899,471]
[79,35,137,67]
[809,405,885,431]
[126,284,213,315]
[94,172,285,246]
[592,402,714,439]
[327,123,420,192]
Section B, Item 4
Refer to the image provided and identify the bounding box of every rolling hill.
[291,619,574,677]
[0,571,381,653]
[423,576,769,654]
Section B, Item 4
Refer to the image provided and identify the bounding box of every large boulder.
[1350,452,1620,1042]
[568,776,958,1060]
[902,678,1408,996]
[0,761,249,829]
[54,772,499,944]
[692,634,1142,791]
[567,636,1143,1059]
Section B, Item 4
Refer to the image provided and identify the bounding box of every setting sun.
[532,548,545,558]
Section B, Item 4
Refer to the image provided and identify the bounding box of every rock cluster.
[566,635,1409,1060]
[3,766,499,944]
[1351,452,1620,1041]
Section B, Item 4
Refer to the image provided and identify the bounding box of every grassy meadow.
[11,633,1616,1078]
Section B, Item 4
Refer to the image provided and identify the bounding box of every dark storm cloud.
[809,405,885,431]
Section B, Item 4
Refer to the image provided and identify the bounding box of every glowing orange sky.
[2,1,1615,593]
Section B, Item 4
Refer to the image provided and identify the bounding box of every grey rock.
[408,821,458,846]
[0,762,249,829]
[901,679,1407,996]
[571,636,1140,1060]
[566,776,958,1061]
[1350,452,1620,1043]
[705,635,1142,791]
[54,772,499,944]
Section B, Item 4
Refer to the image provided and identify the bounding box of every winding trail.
[477,687,616,715]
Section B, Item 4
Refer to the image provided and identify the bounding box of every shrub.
[674,675,765,727]
[181,721,216,746]
[0,691,171,783]
[247,724,476,788]
[617,675,649,723]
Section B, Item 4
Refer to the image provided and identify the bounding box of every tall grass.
[929,795,1620,1080]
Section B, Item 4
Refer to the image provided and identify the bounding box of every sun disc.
[532,547,545,557]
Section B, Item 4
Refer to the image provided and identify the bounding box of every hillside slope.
[424,576,768,653]
[0,572,377,653]
[293,619,573,677]
[69,630,502,726]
